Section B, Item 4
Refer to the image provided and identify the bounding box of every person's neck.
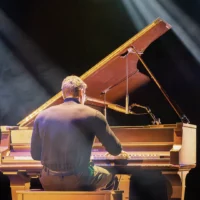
[64,97,80,103]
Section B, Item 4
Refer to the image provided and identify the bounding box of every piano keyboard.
[91,151,169,160]
[13,156,33,160]
[2,151,170,165]
[2,156,38,163]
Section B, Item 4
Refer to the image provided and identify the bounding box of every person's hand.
[104,152,112,158]
[118,150,129,159]
[105,150,129,159]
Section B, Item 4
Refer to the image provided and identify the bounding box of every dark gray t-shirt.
[31,98,122,171]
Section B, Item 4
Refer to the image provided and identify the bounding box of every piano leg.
[116,175,131,200]
[178,170,189,200]
[106,168,182,200]
[4,173,30,200]
[163,171,182,200]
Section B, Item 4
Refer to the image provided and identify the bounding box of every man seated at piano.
[30,75,128,191]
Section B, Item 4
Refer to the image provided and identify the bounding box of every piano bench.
[16,190,124,200]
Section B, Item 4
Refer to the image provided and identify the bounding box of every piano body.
[0,18,196,200]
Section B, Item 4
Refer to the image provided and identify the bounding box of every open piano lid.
[18,18,172,127]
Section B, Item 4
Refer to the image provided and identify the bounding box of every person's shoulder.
[83,106,105,121]
[95,110,106,120]
[79,104,102,116]
[34,105,57,120]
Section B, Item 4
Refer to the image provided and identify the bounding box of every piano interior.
[0,18,197,200]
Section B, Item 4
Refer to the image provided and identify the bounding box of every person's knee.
[104,172,112,183]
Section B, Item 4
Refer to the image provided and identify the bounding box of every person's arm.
[93,111,122,156]
[31,117,42,160]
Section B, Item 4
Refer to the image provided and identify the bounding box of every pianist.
[31,75,124,191]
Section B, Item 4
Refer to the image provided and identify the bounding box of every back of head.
[61,75,87,99]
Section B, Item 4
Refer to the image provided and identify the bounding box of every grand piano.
[0,18,196,200]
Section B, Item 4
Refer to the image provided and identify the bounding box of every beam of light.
[0,39,49,125]
[0,9,66,93]
[121,0,200,64]
[0,10,66,125]
[121,0,147,30]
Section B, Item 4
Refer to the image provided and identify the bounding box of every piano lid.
[18,18,171,127]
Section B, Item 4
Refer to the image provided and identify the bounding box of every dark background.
[0,0,200,161]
